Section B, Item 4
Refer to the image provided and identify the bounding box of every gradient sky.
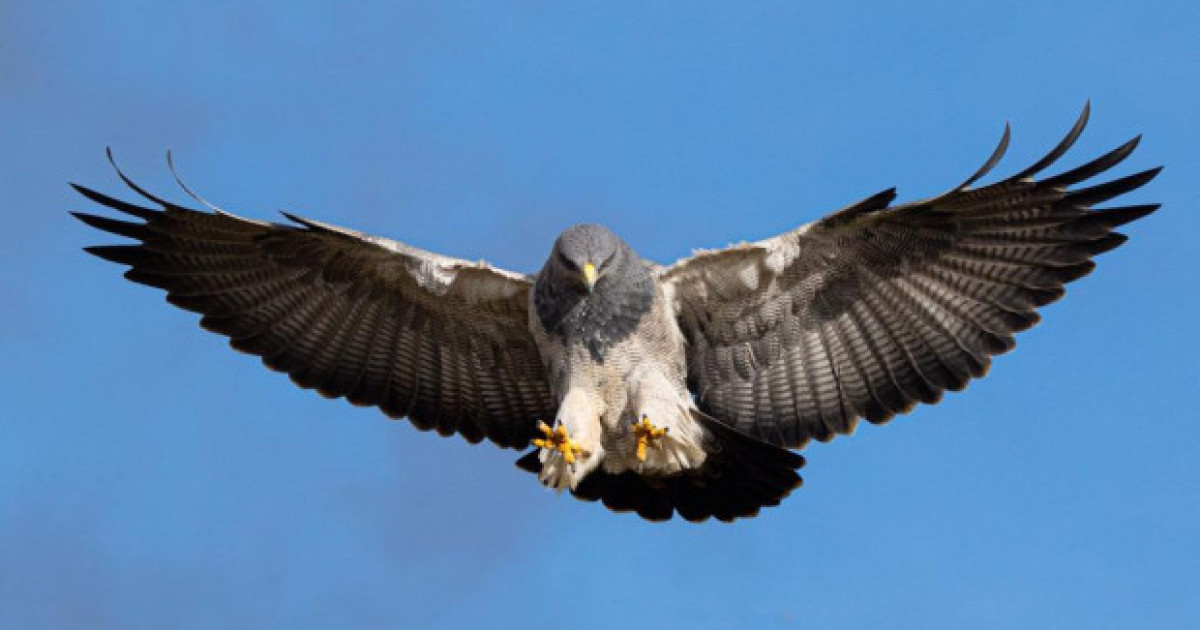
[4,2,1198,628]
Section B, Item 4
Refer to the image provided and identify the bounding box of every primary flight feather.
[73,105,1158,522]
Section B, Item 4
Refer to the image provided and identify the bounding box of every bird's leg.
[533,421,587,465]
[537,390,604,490]
[631,414,669,463]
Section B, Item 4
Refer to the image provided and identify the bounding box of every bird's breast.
[533,279,655,363]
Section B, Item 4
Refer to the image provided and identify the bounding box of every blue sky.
[4,1,1198,628]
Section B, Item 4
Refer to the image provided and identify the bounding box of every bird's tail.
[515,410,803,522]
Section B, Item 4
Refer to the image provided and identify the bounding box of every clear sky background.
[3,2,1198,628]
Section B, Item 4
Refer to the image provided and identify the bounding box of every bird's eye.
[556,249,577,269]
[598,248,616,270]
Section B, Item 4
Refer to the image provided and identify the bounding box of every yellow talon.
[533,421,586,465]
[632,414,668,462]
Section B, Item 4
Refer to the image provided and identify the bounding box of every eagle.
[73,105,1158,522]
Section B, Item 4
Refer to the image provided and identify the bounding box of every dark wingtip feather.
[83,244,142,266]
[166,150,227,213]
[124,268,174,290]
[70,211,150,241]
[1082,233,1129,256]
[1067,166,1163,207]
[1007,102,1091,182]
[1057,260,1097,284]
[166,292,213,314]
[1042,136,1144,190]
[1092,204,1160,228]
[1029,287,1066,307]
[105,147,175,208]
[957,122,1011,190]
[70,183,160,220]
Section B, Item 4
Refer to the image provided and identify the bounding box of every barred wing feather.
[663,105,1160,447]
[73,163,556,448]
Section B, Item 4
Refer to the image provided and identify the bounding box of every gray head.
[548,224,627,293]
[535,224,655,358]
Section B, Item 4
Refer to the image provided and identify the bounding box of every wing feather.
[73,170,556,448]
[663,108,1159,447]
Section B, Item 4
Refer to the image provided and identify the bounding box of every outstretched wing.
[662,105,1160,448]
[73,158,556,448]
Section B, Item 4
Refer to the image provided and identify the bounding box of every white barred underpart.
[532,278,708,490]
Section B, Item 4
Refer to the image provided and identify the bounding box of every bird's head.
[535,223,654,351]
[549,223,625,293]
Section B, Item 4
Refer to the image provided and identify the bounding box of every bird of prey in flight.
[73,105,1159,522]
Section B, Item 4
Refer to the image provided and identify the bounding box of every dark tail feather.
[515,411,804,523]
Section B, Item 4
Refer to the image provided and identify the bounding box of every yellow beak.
[582,262,598,292]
